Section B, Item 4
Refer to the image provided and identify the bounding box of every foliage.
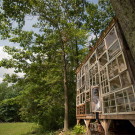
[72,124,86,135]
[0,0,114,131]
[0,82,22,122]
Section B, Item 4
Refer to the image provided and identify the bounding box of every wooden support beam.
[84,119,91,135]
[129,120,135,127]
[100,120,112,135]
[77,119,80,125]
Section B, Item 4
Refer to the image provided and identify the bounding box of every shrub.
[72,124,86,135]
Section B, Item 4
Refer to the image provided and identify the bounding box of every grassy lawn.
[0,122,39,135]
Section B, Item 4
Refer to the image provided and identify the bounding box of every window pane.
[97,41,106,57]
[108,59,119,79]
[86,101,90,114]
[110,93,115,99]
[99,53,108,68]
[120,71,131,88]
[129,95,135,103]
[117,105,126,112]
[110,107,116,113]
[104,101,109,107]
[82,76,85,86]
[127,87,134,95]
[131,103,135,111]
[90,53,96,65]
[86,92,90,100]
[117,54,126,72]
[106,28,117,47]
[108,40,120,60]
[110,76,121,91]
[116,91,123,98]
[126,104,130,112]
[110,100,115,106]
[116,98,124,105]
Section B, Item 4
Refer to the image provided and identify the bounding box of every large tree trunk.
[62,43,69,131]
[110,0,135,61]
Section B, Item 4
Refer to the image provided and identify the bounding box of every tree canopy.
[0,0,114,131]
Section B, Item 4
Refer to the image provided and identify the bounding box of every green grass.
[0,122,39,135]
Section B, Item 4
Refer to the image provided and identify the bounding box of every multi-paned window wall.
[76,24,135,115]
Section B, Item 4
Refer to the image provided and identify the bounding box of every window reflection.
[106,28,117,47]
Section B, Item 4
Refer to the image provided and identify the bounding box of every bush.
[72,124,86,135]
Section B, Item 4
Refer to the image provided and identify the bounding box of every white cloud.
[0,46,11,60]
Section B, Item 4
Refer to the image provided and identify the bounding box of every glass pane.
[80,86,85,93]
[97,41,106,57]
[82,66,85,75]
[112,59,119,76]
[120,71,131,88]
[106,28,117,47]
[126,104,130,112]
[129,95,135,103]
[103,96,110,101]
[127,87,134,95]
[86,74,89,90]
[110,94,115,99]
[124,97,128,103]
[117,105,126,112]
[116,91,123,98]
[90,53,96,65]
[82,76,85,86]
[104,101,109,107]
[131,103,135,111]
[104,107,109,113]
[83,93,85,102]
[108,40,120,60]
[77,96,79,105]
[95,64,98,73]
[86,92,90,100]
[86,102,90,114]
[85,64,88,72]
[99,53,108,68]
[110,100,115,106]
[110,107,116,113]
[110,76,121,91]
[116,98,124,105]
[117,54,126,72]
[96,74,99,85]
[108,59,118,79]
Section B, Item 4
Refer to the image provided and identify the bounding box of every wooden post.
[100,120,112,135]
[129,120,135,127]
[77,119,80,125]
[84,119,91,135]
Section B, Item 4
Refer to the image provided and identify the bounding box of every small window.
[86,92,90,100]
[108,40,120,60]
[117,105,126,112]
[106,28,117,47]
[117,54,126,72]
[99,53,108,68]
[97,41,106,57]
[82,76,85,86]
[120,71,131,88]
[110,76,121,91]
[86,101,90,114]
[108,59,119,79]
[85,64,88,72]
[110,107,116,113]
[89,53,96,65]
[82,66,85,75]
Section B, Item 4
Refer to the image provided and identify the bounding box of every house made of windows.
[76,18,135,135]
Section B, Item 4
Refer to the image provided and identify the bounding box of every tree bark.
[62,43,69,131]
[110,0,135,61]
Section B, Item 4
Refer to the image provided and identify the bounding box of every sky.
[0,0,98,83]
